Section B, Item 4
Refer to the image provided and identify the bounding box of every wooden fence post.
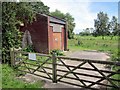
[52,52,57,83]
[10,48,15,67]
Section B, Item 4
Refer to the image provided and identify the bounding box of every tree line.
[79,12,119,39]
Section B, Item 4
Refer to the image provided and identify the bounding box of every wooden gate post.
[10,48,15,67]
[52,52,57,83]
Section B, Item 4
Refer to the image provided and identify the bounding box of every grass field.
[68,35,119,60]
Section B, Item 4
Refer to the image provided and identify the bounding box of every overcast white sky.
[42,0,119,34]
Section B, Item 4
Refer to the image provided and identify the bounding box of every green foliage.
[0,64,1,88]
[79,28,93,36]
[28,2,49,14]
[51,49,64,56]
[2,2,35,63]
[94,12,109,39]
[50,9,75,39]
[65,13,75,39]
[111,65,120,88]
[79,28,91,36]
[109,16,119,36]
[2,1,50,63]
[50,9,65,19]
[79,32,91,36]
[94,12,119,38]
[2,64,44,88]
[22,45,35,52]
[77,40,83,46]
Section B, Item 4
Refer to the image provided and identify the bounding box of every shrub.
[77,40,83,46]
[22,45,35,52]
[2,3,35,63]
[50,49,64,56]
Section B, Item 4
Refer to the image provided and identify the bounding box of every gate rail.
[56,56,120,89]
[10,48,120,90]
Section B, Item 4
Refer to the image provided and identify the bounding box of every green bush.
[77,40,83,46]
[22,45,35,52]
[2,3,35,63]
[50,49,64,56]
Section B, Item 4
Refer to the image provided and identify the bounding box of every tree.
[2,2,36,63]
[65,13,75,39]
[50,10,75,39]
[107,16,118,39]
[79,28,91,36]
[29,2,50,14]
[110,16,118,36]
[0,2,1,26]
[50,9,65,19]
[94,12,109,39]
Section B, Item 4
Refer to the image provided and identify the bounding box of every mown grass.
[2,64,44,88]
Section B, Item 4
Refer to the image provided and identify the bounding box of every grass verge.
[2,64,44,88]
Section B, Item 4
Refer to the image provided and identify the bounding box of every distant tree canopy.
[93,11,119,39]
[51,9,75,39]
[2,2,49,63]
[79,28,92,36]
[108,16,119,36]
[94,12,109,39]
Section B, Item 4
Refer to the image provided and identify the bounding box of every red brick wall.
[20,14,49,53]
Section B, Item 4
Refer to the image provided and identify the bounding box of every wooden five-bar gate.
[10,48,120,90]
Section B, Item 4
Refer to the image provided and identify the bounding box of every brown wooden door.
[49,26,63,50]
[53,32,61,50]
